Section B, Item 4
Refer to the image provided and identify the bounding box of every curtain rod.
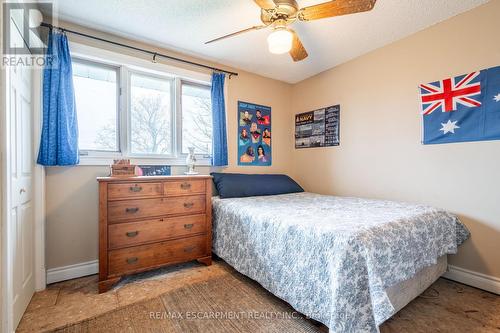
[40,22,238,78]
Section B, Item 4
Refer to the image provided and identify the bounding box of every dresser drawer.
[164,180,205,196]
[108,198,164,222]
[108,214,207,249]
[107,195,206,222]
[108,182,162,200]
[108,235,207,276]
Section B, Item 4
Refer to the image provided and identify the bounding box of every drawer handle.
[180,182,191,190]
[126,257,138,264]
[129,185,142,192]
[183,202,194,208]
[126,231,139,237]
[184,223,194,230]
[125,207,139,213]
[183,246,196,253]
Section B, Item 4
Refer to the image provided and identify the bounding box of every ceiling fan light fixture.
[267,28,293,54]
[206,0,378,62]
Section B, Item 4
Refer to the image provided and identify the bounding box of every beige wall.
[45,23,293,269]
[290,1,500,278]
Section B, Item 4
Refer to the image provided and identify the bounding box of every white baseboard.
[46,260,98,284]
[45,261,500,295]
[443,265,500,295]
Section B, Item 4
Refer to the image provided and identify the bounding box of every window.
[72,60,119,152]
[130,73,173,155]
[71,54,213,164]
[181,82,212,156]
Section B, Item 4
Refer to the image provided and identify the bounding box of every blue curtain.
[37,31,79,166]
[211,72,228,166]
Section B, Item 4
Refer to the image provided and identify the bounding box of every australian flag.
[420,66,500,144]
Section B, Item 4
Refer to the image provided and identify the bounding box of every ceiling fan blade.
[254,0,276,10]
[298,0,376,21]
[205,25,268,44]
[289,29,308,62]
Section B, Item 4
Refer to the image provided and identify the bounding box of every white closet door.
[8,61,35,330]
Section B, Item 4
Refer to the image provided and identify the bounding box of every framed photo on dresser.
[237,101,272,166]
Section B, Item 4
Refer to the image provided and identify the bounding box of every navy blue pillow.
[211,173,304,199]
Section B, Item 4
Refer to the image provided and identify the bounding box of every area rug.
[53,270,322,333]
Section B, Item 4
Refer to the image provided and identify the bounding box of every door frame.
[1,6,7,332]
[33,68,46,291]
[0,60,46,333]
[1,55,15,333]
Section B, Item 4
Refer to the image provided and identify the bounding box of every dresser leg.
[197,256,212,266]
[98,277,121,293]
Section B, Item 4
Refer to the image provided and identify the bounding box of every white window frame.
[179,79,213,158]
[127,69,176,159]
[73,58,122,157]
[69,41,212,166]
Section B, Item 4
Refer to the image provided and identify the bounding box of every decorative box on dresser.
[97,175,213,293]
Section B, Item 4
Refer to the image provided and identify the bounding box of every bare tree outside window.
[130,74,172,155]
[182,83,212,156]
[130,94,171,154]
[94,123,116,151]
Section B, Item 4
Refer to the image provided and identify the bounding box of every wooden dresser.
[97,175,212,293]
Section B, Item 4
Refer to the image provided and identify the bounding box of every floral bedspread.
[212,192,469,333]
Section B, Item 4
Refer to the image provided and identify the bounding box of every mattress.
[212,192,469,332]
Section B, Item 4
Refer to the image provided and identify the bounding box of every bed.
[212,192,469,333]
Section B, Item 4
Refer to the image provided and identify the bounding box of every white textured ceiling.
[51,0,489,83]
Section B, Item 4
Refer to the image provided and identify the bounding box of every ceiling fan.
[205,0,377,62]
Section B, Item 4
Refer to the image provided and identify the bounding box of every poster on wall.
[419,65,500,145]
[237,101,272,166]
[295,105,340,149]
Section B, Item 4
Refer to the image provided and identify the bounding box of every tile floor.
[17,260,500,332]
